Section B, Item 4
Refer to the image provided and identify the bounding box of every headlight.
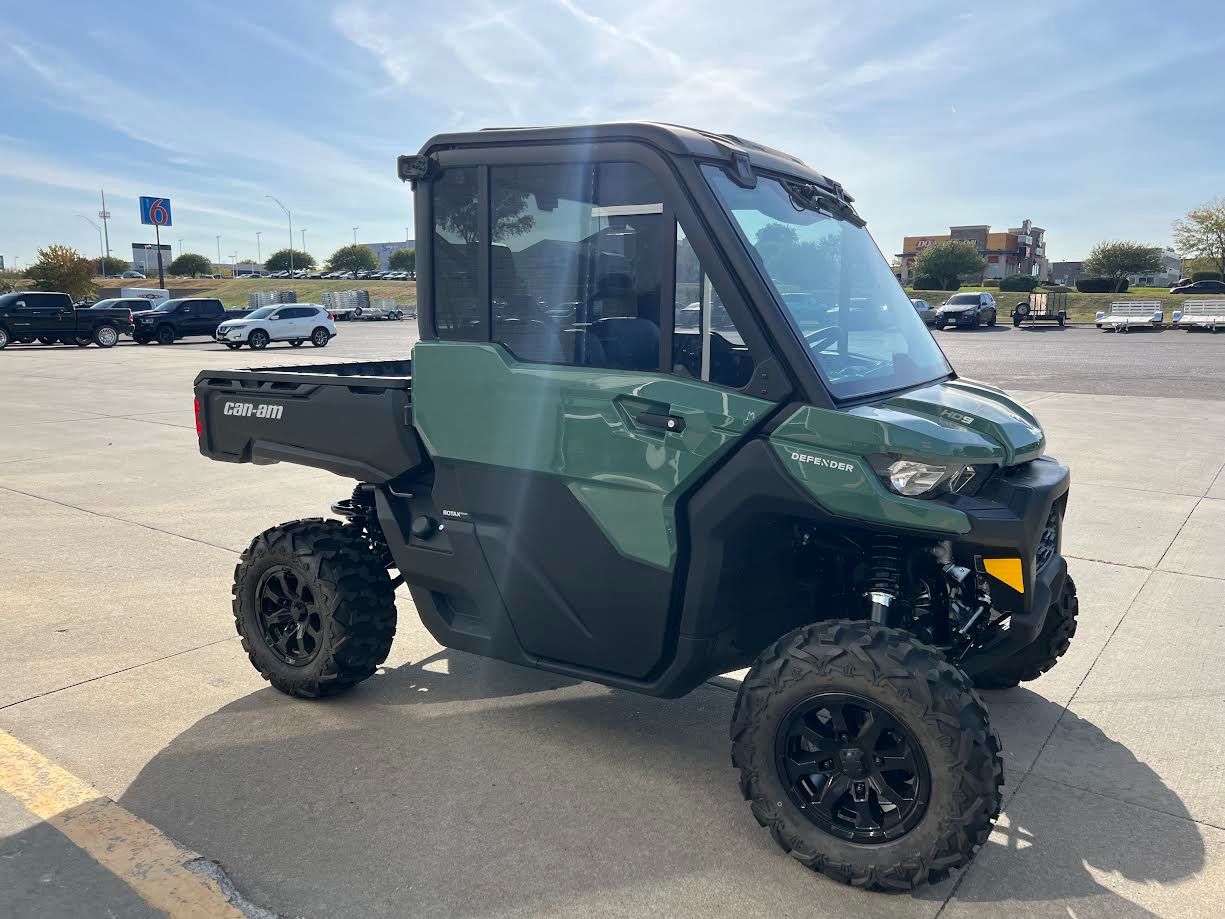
[886,459,953,495]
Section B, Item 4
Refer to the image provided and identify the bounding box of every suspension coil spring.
[864,535,902,624]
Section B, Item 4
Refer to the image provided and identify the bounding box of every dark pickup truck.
[133,297,250,345]
[0,291,135,348]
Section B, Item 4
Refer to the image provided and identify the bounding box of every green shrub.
[981,278,1000,287]
[912,275,941,290]
[1000,274,1040,292]
[1191,270,1223,282]
[1076,277,1128,293]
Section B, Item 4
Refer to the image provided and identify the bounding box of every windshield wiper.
[785,182,866,228]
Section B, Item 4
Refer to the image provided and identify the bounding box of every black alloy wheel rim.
[776,692,931,844]
[256,566,324,666]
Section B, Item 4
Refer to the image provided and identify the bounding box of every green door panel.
[412,341,773,568]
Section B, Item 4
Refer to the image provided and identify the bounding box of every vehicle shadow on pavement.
[100,653,1201,918]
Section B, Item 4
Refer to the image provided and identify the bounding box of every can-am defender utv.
[194,123,1075,890]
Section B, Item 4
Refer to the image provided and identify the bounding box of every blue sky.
[1,0,1222,271]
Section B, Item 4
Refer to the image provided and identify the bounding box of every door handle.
[635,410,685,433]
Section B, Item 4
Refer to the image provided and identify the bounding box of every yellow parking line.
[0,728,248,918]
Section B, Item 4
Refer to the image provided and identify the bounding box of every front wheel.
[731,620,1002,890]
[225,343,243,350]
[37,336,57,345]
[987,310,997,327]
[933,320,945,331]
[232,519,397,698]
[973,575,1078,690]
[310,327,330,347]
[248,329,269,350]
[290,340,304,348]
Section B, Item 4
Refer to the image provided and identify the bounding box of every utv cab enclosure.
[194,123,1075,890]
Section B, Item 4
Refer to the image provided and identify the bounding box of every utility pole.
[255,231,262,267]
[177,238,184,258]
[98,189,112,266]
[353,227,359,246]
[266,195,293,276]
[300,228,307,253]
[78,215,104,275]
[216,236,222,274]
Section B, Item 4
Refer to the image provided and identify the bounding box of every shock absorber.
[863,535,902,625]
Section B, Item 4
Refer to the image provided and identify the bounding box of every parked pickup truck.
[0,291,135,348]
[132,297,250,345]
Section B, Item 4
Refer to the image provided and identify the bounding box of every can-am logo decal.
[790,451,854,472]
[940,409,975,425]
[223,401,283,420]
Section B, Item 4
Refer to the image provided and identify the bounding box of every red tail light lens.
[193,397,203,437]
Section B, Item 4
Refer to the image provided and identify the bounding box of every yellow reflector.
[983,558,1025,593]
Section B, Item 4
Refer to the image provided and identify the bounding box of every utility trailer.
[193,123,1079,891]
[1012,290,1068,327]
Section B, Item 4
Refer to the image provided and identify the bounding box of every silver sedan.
[911,298,937,325]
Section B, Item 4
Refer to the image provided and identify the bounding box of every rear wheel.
[248,329,269,350]
[17,336,35,345]
[232,519,397,698]
[290,340,304,347]
[732,620,1002,890]
[310,327,330,347]
[987,310,997,327]
[225,342,243,350]
[973,575,1078,690]
[156,325,175,345]
[0,327,8,349]
[37,336,57,345]
[93,325,119,348]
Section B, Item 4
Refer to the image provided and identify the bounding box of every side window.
[672,225,753,389]
[432,167,484,340]
[489,162,665,370]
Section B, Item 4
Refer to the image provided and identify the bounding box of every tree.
[95,256,129,277]
[912,240,986,290]
[1173,198,1225,278]
[264,249,315,272]
[168,253,213,278]
[327,244,378,273]
[388,248,416,272]
[27,245,95,299]
[1083,240,1162,292]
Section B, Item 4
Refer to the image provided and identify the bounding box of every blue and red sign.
[139,196,172,227]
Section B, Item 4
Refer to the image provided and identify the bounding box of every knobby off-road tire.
[731,620,1003,890]
[233,518,397,698]
[973,575,1078,690]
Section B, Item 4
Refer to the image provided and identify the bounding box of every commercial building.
[363,240,415,270]
[897,219,1048,284]
[1051,248,1182,289]
[1050,261,1085,287]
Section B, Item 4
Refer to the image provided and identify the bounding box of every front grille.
[1036,506,1060,569]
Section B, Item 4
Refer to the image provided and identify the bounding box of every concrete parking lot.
[2,324,1224,918]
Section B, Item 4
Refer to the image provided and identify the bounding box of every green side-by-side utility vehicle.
[194,123,1075,890]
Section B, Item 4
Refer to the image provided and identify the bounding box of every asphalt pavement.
[2,322,1224,918]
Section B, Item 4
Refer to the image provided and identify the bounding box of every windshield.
[946,293,982,305]
[90,299,121,309]
[245,307,275,319]
[703,166,951,400]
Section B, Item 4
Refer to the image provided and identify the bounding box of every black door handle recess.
[636,411,685,432]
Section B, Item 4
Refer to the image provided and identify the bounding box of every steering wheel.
[803,325,840,352]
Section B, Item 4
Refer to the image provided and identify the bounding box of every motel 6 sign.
[139,196,173,227]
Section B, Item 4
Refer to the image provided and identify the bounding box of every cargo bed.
[194,359,425,482]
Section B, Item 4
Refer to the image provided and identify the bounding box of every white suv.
[215,304,336,350]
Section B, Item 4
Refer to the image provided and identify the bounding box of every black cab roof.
[416,121,852,204]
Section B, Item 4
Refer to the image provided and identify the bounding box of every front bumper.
[215,328,248,341]
[941,456,1071,672]
[937,310,979,326]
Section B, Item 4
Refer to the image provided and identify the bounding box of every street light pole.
[256,231,262,267]
[266,195,292,276]
[300,228,307,255]
[77,214,103,276]
[177,238,184,258]
[216,236,222,274]
[352,227,359,246]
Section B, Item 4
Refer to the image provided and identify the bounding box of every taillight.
[193,397,203,437]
